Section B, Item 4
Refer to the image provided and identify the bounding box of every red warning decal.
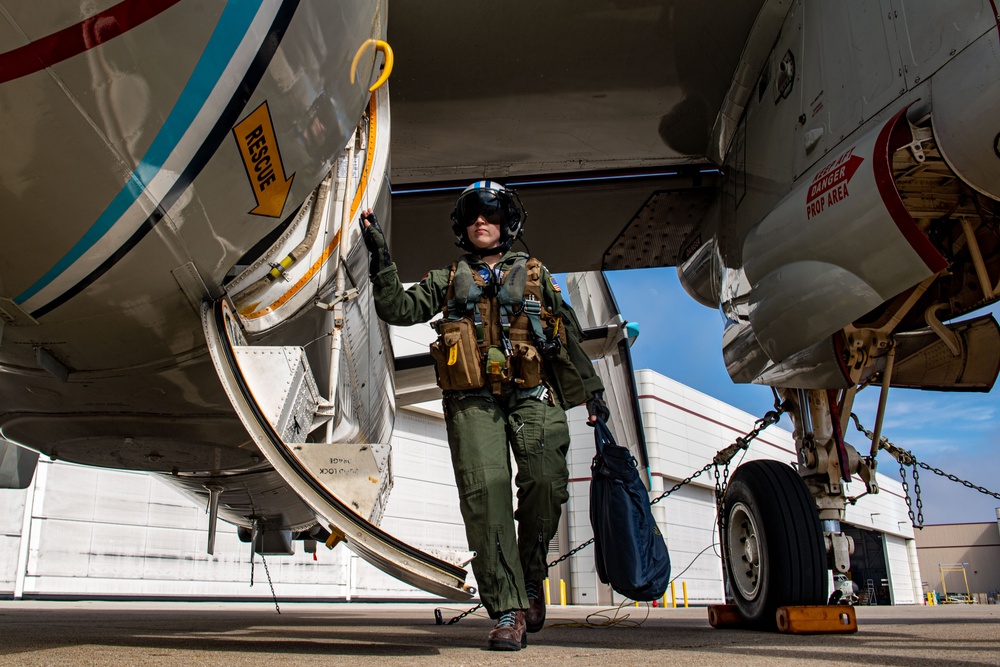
[806,148,863,220]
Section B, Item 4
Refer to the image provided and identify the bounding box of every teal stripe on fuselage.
[15,0,265,306]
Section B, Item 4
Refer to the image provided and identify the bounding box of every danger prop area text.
[806,148,863,220]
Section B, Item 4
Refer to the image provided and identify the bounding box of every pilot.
[360,181,608,651]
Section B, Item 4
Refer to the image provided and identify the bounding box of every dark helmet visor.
[455,190,506,227]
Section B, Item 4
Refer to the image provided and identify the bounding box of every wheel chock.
[707,604,744,628]
[775,605,857,634]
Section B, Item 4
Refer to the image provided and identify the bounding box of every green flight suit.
[371,251,603,617]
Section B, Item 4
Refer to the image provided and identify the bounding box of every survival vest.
[429,255,566,395]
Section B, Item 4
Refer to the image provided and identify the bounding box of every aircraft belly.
[2,412,255,473]
[166,467,321,534]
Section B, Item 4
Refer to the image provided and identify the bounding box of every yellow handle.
[447,344,458,366]
[350,39,394,92]
[369,40,393,92]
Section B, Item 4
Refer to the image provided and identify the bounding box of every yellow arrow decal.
[233,101,294,217]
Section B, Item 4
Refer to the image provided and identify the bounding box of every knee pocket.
[455,465,513,524]
[512,428,569,486]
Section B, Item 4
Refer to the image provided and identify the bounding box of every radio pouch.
[430,318,484,391]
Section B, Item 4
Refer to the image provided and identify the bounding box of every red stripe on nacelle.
[872,106,948,273]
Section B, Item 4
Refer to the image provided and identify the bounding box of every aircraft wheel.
[722,460,827,628]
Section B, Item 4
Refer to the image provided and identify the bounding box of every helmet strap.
[472,243,507,257]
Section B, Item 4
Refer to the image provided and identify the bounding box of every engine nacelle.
[676,232,722,309]
[740,107,946,366]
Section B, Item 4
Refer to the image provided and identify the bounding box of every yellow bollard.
[560,579,567,606]
[544,578,551,605]
[670,581,677,608]
[663,591,669,609]
[683,581,689,608]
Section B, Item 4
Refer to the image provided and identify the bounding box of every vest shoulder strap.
[450,257,483,315]
[497,255,530,308]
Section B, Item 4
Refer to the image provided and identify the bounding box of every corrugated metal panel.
[916,523,1000,549]
[886,535,915,604]
[916,546,1000,597]
[0,488,27,594]
[650,484,725,604]
[0,406,478,602]
[0,367,925,605]
[915,523,1000,597]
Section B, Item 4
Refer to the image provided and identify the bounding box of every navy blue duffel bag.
[589,417,671,601]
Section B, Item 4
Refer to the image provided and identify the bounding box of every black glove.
[360,210,392,276]
[586,391,610,425]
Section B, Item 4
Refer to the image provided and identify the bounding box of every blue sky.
[600,267,1000,527]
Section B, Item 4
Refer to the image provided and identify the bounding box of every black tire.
[722,460,827,628]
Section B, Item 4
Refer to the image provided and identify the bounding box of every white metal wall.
[0,407,467,602]
[0,485,26,594]
[885,534,916,604]
[0,367,920,604]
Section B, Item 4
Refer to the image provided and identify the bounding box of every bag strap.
[593,416,615,456]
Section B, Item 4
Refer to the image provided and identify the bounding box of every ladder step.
[776,605,858,634]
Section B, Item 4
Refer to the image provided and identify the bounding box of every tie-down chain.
[435,400,788,625]
[849,413,1000,529]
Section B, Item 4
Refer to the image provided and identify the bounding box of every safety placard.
[233,101,295,217]
[806,148,863,220]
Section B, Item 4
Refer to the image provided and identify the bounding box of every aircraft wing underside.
[385,0,784,280]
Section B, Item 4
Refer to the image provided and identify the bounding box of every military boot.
[486,610,527,651]
[525,580,546,633]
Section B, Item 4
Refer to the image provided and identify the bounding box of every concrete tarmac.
[0,600,998,666]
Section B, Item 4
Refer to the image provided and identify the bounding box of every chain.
[714,464,728,565]
[911,464,924,526]
[260,553,281,614]
[435,603,483,625]
[246,515,281,614]
[898,462,916,527]
[437,402,786,625]
[914,458,1000,500]
[710,405,785,568]
[547,536,598,569]
[850,413,1000,529]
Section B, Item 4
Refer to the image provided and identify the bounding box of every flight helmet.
[450,180,527,254]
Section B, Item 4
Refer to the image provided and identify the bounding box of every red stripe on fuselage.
[0,0,182,85]
[991,0,1000,48]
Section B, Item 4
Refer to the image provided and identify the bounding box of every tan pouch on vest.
[511,343,543,389]
[430,318,484,391]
